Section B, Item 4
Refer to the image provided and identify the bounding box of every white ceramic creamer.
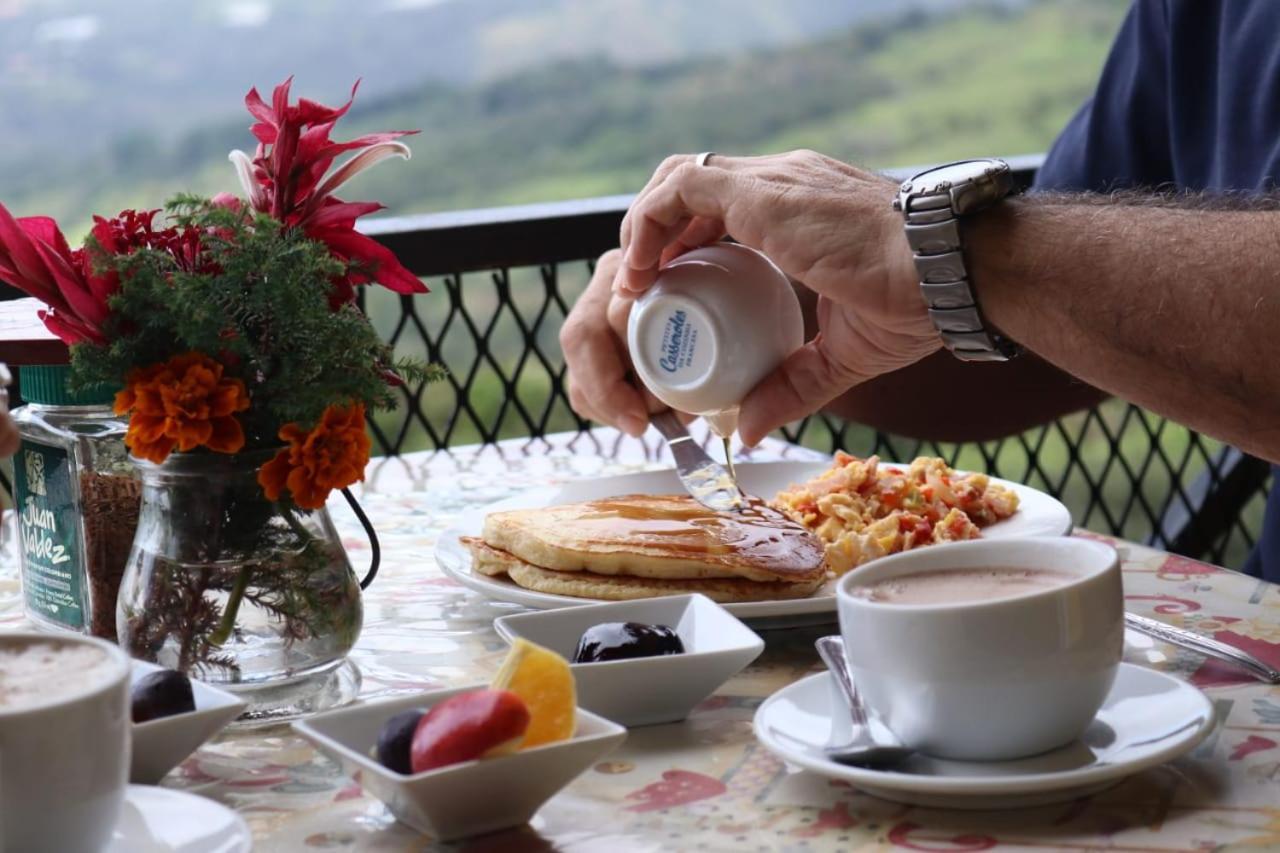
[627,243,804,438]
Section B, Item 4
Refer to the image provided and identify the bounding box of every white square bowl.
[494,593,765,727]
[293,687,626,842]
[129,661,247,784]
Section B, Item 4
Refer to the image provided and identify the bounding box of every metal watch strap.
[900,179,1020,362]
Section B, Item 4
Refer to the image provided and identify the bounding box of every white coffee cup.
[627,243,804,427]
[837,537,1123,761]
[0,632,131,852]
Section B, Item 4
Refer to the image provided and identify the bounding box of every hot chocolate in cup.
[0,631,131,852]
[837,537,1123,761]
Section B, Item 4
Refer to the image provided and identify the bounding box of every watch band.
[896,163,1021,362]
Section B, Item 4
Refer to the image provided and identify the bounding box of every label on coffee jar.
[13,439,86,630]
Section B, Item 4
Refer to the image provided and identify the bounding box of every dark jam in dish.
[130,669,196,724]
[572,622,685,663]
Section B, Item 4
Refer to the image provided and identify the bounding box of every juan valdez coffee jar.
[11,364,141,640]
[627,243,804,437]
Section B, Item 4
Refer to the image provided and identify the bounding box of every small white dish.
[130,661,247,784]
[495,593,764,727]
[435,460,1074,628]
[294,685,627,842]
[753,663,1215,809]
[106,785,251,852]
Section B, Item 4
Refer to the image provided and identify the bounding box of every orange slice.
[491,639,576,748]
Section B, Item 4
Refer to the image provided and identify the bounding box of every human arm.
[615,151,1280,462]
[964,195,1280,459]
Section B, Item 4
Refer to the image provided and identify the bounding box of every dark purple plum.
[376,708,426,774]
[131,670,196,724]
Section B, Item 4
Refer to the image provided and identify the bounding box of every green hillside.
[1,0,1127,236]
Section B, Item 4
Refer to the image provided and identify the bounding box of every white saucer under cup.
[753,663,1215,809]
[107,785,251,853]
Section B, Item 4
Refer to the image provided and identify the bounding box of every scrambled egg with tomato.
[770,453,1019,575]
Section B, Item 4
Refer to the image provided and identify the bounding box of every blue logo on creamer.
[659,310,688,373]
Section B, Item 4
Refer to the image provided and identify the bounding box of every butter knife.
[651,410,746,512]
[1126,611,1280,684]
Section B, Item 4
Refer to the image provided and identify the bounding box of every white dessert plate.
[106,785,251,852]
[436,460,1073,627]
[130,661,247,784]
[495,593,763,727]
[294,685,627,842]
[753,663,1215,809]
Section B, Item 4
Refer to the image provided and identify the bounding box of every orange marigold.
[113,352,250,464]
[257,402,371,509]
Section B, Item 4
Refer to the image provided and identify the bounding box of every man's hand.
[559,248,656,437]
[615,150,940,446]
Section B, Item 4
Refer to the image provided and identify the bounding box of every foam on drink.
[0,638,114,710]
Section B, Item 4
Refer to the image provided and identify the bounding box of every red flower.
[230,78,426,303]
[0,203,110,344]
[0,204,212,345]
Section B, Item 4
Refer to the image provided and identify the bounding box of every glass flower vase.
[117,449,364,722]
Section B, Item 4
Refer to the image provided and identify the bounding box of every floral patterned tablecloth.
[4,428,1280,852]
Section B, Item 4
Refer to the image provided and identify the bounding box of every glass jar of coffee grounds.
[12,365,141,639]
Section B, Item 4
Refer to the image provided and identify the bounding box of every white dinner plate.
[753,664,1215,809]
[107,785,252,852]
[435,460,1073,628]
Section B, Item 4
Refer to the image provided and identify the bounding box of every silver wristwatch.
[892,158,1021,362]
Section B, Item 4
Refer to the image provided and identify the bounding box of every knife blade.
[650,410,747,512]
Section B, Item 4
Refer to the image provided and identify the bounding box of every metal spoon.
[814,636,914,767]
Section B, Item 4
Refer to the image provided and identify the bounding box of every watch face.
[912,159,1005,193]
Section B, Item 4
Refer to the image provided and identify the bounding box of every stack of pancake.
[462,493,828,602]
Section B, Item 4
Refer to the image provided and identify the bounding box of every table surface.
[4,428,1280,852]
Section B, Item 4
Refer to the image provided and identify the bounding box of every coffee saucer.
[106,785,251,852]
[753,663,1215,809]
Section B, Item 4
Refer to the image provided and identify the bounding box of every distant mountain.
[0,0,1123,234]
[0,0,991,164]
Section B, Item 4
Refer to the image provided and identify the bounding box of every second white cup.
[0,631,132,853]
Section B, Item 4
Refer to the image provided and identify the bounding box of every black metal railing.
[2,156,1272,568]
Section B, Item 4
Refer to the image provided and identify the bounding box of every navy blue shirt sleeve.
[1034,0,1175,193]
